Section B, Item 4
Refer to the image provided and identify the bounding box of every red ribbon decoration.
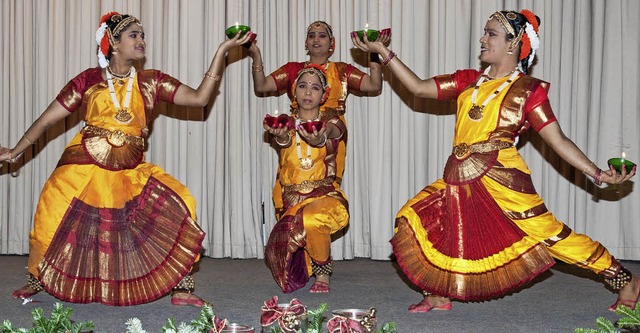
[260,296,307,333]
[327,315,367,333]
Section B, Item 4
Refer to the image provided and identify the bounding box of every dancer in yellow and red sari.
[248,21,388,219]
[353,9,637,312]
[263,65,348,294]
[0,12,252,306]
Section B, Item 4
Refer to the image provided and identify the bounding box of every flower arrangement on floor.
[2,298,396,333]
[260,296,397,333]
[574,305,640,333]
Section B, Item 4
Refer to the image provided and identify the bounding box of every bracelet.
[382,51,396,66]
[593,167,603,186]
[252,64,264,73]
[315,134,327,147]
[204,72,221,82]
[274,134,291,146]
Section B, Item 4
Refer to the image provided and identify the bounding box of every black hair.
[499,11,541,74]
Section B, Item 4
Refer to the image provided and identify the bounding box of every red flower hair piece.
[519,37,531,61]
[518,9,539,61]
[98,12,119,58]
[100,11,119,25]
[520,9,539,33]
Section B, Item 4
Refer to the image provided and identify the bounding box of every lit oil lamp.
[264,110,294,129]
[355,23,379,42]
[225,22,251,39]
[608,152,636,174]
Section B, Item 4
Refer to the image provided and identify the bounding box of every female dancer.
[263,65,348,293]
[353,9,637,312]
[0,12,251,306]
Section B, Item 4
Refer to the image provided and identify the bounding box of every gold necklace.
[106,66,136,124]
[468,66,520,121]
[294,114,320,170]
[107,66,132,85]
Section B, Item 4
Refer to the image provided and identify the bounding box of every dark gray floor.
[0,255,633,332]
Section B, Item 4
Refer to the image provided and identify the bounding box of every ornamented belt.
[452,140,512,159]
[79,125,145,170]
[81,125,144,147]
[282,178,333,194]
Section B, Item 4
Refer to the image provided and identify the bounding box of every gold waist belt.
[282,178,333,194]
[452,140,512,159]
[82,125,144,147]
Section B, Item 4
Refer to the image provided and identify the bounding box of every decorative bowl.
[608,157,636,174]
[331,308,377,331]
[298,120,324,133]
[225,25,251,39]
[264,114,293,129]
[355,29,379,42]
[220,323,254,332]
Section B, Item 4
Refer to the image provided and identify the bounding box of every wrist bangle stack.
[593,168,603,186]
[204,71,221,82]
[382,51,397,66]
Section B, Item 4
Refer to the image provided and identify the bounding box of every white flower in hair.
[95,22,107,45]
[524,22,539,67]
[95,22,109,68]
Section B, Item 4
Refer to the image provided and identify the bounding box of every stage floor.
[0,255,633,332]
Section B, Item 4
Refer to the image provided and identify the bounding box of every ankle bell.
[605,265,633,290]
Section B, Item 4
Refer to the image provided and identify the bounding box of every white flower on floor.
[21,297,33,305]
[125,318,147,333]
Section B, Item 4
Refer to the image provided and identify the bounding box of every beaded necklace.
[468,66,520,120]
[106,66,136,124]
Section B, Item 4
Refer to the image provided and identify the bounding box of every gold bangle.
[274,134,291,146]
[582,162,595,174]
[204,72,221,82]
[252,65,264,73]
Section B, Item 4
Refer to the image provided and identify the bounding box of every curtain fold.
[1,0,638,260]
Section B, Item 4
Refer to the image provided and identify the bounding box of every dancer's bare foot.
[309,274,330,293]
[408,295,452,313]
[171,291,206,307]
[609,276,640,311]
[12,284,40,299]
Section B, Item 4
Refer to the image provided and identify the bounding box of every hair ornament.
[520,9,540,66]
[506,12,518,20]
[96,12,120,68]
[490,11,516,37]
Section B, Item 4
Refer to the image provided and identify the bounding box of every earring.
[112,47,119,55]
[507,50,514,55]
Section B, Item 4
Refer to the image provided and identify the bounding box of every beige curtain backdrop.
[1,0,638,261]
